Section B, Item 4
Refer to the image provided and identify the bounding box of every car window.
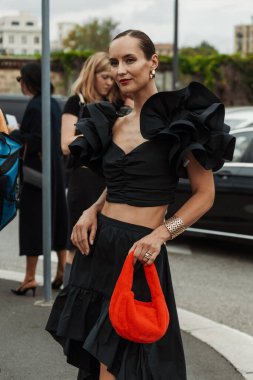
[232,132,253,163]
[225,118,245,128]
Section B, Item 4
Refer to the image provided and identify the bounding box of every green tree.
[180,41,218,56]
[63,18,119,51]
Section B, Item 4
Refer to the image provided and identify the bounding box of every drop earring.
[149,69,156,79]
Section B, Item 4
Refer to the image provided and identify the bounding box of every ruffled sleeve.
[140,81,236,178]
[69,101,117,175]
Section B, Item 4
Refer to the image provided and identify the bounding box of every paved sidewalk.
[0,277,243,380]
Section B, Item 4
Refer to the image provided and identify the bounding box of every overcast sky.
[1,0,252,53]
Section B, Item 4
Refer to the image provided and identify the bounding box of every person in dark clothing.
[61,52,131,286]
[46,30,235,379]
[11,62,68,296]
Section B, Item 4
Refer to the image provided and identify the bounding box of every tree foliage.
[62,18,119,51]
[48,50,253,104]
[180,41,218,56]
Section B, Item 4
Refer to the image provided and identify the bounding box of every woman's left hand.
[129,224,170,265]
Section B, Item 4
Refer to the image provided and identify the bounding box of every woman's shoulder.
[140,81,225,138]
[22,96,41,118]
[69,101,118,171]
[74,101,118,139]
[63,94,80,116]
[27,95,41,107]
[140,81,235,177]
[66,94,80,103]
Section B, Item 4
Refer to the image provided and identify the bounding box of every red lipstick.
[119,79,131,86]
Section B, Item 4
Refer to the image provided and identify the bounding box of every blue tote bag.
[0,132,22,231]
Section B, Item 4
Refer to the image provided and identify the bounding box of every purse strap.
[77,92,86,120]
[117,251,164,299]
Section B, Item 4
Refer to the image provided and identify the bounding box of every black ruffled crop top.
[69,82,235,207]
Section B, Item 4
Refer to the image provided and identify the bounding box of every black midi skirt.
[46,214,186,380]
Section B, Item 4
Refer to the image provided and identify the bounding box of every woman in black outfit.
[46,31,235,379]
[61,52,130,286]
[11,62,68,296]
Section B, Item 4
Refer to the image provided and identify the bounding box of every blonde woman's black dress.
[63,95,106,250]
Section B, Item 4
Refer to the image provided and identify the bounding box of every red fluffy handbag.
[109,251,170,343]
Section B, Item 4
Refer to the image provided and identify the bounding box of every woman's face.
[94,70,114,98]
[17,75,33,97]
[109,36,157,96]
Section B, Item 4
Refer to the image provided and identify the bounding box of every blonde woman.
[59,52,120,288]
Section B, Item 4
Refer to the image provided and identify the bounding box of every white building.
[51,22,77,51]
[0,12,41,55]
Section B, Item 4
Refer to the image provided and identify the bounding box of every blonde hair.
[71,51,121,104]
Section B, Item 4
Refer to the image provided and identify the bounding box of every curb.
[178,308,253,380]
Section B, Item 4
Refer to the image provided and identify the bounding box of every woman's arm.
[61,113,78,155]
[71,189,107,254]
[131,152,215,264]
[169,152,215,226]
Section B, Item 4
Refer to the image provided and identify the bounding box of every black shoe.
[51,278,63,290]
[11,285,37,297]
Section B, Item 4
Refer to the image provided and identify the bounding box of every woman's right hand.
[71,206,98,255]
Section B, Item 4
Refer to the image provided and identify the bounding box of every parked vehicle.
[167,127,253,242]
[0,93,67,124]
[225,107,253,130]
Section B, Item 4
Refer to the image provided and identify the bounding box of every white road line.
[178,308,253,380]
[0,269,44,284]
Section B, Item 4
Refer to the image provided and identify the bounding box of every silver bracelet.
[164,215,186,240]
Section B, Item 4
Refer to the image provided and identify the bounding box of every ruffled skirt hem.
[46,284,155,379]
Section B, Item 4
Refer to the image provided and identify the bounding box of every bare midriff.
[101,201,168,229]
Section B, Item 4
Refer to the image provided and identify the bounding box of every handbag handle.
[117,251,164,300]
[0,133,11,158]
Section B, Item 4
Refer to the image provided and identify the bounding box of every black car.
[0,93,67,124]
[167,127,253,243]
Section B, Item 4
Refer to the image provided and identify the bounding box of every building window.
[9,35,14,43]
[0,36,2,44]
[26,22,34,26]
[11,21,20,26]
[21,49,27,55]
[34,36,40,44]
[21,36,27,44]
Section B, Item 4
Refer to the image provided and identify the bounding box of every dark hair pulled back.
[20,62,54,95]
[112,30,156,60]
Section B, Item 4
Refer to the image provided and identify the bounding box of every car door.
[197,130,253,235]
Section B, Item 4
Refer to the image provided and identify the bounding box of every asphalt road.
[169,235,253,336]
